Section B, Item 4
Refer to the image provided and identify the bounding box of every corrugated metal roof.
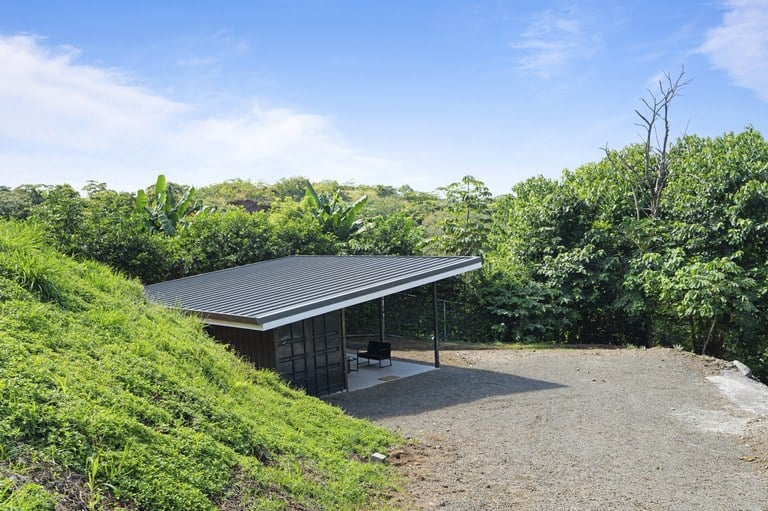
[144,255,482,330]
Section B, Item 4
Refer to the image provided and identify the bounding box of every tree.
[432,175,493,256]
[82,180,108,197]
[638,250,757,355]
[0,185,47,220]
[659,127,768,364]
[135,175,204,236]
[0,187,34,219]
[30,184,85,251]
[347,212,424,255]
[77,188,177,284]
[267,197,339,256]
[605,69,690,219]
[486,171,636,345]
[304,181,368,242]
[172,208,274,276]
[197,178,273,208]
[272,176,311,201]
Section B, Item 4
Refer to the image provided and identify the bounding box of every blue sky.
[1,0,767,195]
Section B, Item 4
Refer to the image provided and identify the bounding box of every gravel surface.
[326,348,768,510]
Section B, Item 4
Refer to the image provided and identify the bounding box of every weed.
[85,453,101,510]
[0,479,55,511]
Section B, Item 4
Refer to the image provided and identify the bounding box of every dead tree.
[606,69,690,219]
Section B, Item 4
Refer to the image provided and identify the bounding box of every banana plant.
[135,175,203,236]
[304,181,368,241]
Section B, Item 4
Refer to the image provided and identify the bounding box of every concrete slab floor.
[346,358,437,392]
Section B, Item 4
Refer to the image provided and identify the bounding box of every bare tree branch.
[603,67,690,219]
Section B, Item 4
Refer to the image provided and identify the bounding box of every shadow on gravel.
[325,365,565,419]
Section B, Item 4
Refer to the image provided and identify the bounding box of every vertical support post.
[443,300,448,343]
[379,297,385,343]
[433,282,440,368]
[341,308,349,390]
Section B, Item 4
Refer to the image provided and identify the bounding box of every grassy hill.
[0,221,400,510]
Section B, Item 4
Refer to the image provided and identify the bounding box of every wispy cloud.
[175,30,251,69]
[510,7,599,78]
[0,35,185,150]
[0,35,398,191]
[699,0,768,102]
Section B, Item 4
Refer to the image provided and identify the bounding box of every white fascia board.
[202,259,482,332]
[257,259,482,330]
[202,317,266,331]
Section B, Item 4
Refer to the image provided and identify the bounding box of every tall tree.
[432,175,493,256]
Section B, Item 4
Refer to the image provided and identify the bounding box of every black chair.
[357,341,392,367]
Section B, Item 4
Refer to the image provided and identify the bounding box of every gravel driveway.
[326,348,768,510]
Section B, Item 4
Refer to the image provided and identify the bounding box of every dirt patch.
[327,347,768,510]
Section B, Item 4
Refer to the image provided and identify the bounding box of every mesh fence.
[345,291,497,344]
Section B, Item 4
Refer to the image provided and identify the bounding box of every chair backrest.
[366,341,391,356]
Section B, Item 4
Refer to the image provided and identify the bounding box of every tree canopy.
[2,126,767,379]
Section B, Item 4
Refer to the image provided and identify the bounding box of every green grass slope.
[0,221,400,510]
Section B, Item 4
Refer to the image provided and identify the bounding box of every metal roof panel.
[144,255,482,329]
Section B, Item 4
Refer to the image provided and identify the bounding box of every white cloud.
[511,7,599,78]
[0,34,400,191]
[0,35,185,151]
[168,106,398,188]
[699,0,768,102]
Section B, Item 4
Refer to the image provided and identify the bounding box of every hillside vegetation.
[0,221,399,510]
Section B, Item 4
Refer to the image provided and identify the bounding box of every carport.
[145,255,482,396]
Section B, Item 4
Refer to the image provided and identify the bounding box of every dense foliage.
[135,174,204,236]
[304,181,368,241]
[485,127,768,379]
[2,126,767,379]
[0,221,399,510]
[32,179,425,281]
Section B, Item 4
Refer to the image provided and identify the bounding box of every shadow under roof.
[144,255,482,330]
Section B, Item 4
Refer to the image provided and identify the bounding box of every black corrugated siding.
[205,325,276,368]
[206,312,345,397]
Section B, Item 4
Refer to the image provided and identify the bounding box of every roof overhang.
[145,255,482,331]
